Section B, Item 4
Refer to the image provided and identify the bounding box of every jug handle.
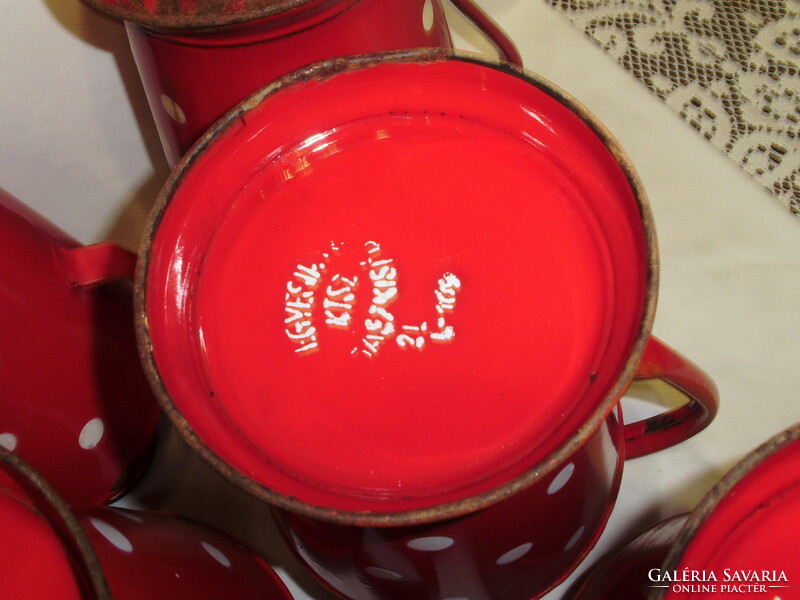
[58,242,137,288]
[448,0,523,66]
[624,336,719,459]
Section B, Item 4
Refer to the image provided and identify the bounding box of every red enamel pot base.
[143,54,650,514]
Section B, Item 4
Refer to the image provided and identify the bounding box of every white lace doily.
[549,0,800,215]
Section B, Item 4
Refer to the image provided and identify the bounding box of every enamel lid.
[139,51,654,521]
[660,424,800,599]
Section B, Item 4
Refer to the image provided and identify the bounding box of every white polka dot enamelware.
[135,50,719,600]
[0,449,294,599]
[0,187,160,506]
[82,0,521,166]
[572,422,800,600]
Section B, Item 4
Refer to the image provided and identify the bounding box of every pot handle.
[624,336,719,459]
[448,0,523,66]
[58,242,137,287]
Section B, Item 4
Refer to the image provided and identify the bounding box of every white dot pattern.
[496,542,533,565]
[0,432,17,451]
[406,536,454,551]
[564,525,586,551]
[547,463,575,495]
[79,418,104,449]
[422,0,435,31]
[90,518,133,552]
[160,94,186,124]
[365,566,404,581]
[201,541,231,567]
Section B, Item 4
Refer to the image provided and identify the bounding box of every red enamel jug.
[82,0,521,165]
[135,50,718,600]
[0,187,159,506]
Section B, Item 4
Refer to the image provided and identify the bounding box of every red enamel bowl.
[0,449,294,599]
[573,423,800,600]
[82,0,520,165]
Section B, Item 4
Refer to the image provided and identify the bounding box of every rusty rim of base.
[81,0,348,30]
[651,422,800,600]
[0,449,111,599]
[135,47,659,527]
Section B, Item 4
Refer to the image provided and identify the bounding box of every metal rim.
[135,47,659,527]
[81,0,343,30]
[0,449,111,599]
[651,422,800,600]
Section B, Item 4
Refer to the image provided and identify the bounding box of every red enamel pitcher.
[572,422,800,600]
[82,0,521,165]
[135,50,718,600]
[0,187,159,506]
[0,448,294,599]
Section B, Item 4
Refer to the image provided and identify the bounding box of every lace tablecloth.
[2,2,800,600]
[549,0,800,215]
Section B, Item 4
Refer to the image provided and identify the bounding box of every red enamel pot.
[0,187,159,506]
[572,423,800,600]
[135,50,718,600]
[0,448,294,599]
[82,0,521,166]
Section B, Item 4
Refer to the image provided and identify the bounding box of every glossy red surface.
[573,426,800,600]
[274,409,624,600]
[626,336,718,459]
[124,0,457,164]
[665,427,800,600]
[571,515,687,600]
[0,188,160,506]
[139,49,719,600]
[0,471,83,600]
[79,507,295,599]
[0,449,294,600]
[144,55,648,512]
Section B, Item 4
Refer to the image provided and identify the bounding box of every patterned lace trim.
[549,0,800,216]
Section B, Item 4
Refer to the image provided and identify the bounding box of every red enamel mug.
[0,448,294,599]
[135,50,718,600]
[572,422,800,600]
[82,0,521,166]
[0,187,159,506]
